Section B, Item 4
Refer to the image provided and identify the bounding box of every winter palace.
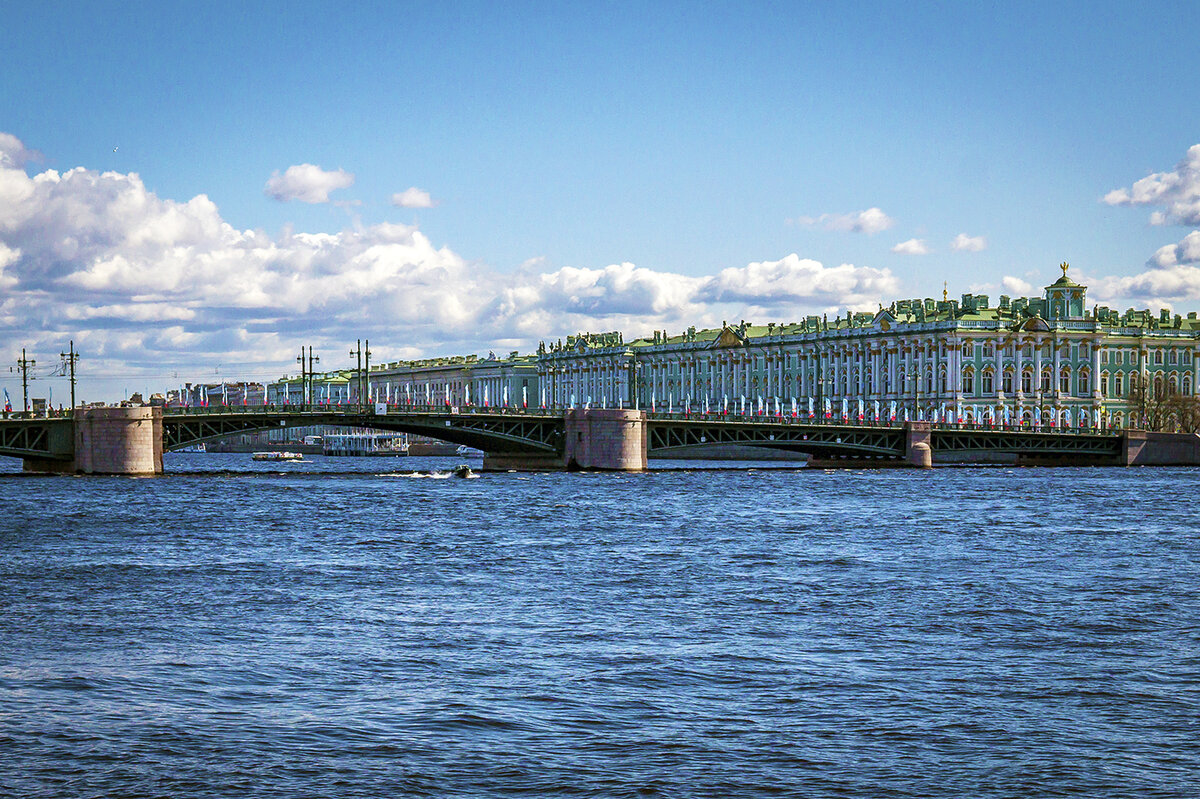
[535,264,1199,429]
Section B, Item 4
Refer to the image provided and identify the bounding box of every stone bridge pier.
[482,408,648,472]
[24,406,163,475]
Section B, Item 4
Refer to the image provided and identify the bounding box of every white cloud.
[264,163,354,203]
[1001,276,1034,294]
[951,233,987,252]
[1103,144,1200,226]
[702,254,899,312]
[0,133,37,168]
[891,238,929,255]
[1148,229,1200,268]
[794,207,894,235]
[391,187,436,208]
[0,133,901,394]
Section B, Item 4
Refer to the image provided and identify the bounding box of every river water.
[1,454,1198,797]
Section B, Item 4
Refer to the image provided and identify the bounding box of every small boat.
[252,451,304,461]
[452,464,474,478]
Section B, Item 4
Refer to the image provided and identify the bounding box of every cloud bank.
[1104,144,1200,226]
[1092,144,1200,308]
[0,134,897,388]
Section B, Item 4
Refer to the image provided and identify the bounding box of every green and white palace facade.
[536,265,1200,429]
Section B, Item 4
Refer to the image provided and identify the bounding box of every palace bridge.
[2,405,1198,475]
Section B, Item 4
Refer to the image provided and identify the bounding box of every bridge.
[2,404,1197,474]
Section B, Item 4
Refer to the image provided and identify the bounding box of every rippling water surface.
[2,454,1198,797]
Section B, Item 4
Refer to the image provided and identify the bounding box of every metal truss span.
[931,428,1123,459]
[162,409,564,455]
[0,418,73,460]
[647,419,907,459]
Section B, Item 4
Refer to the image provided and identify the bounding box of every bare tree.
[1127,373,1200,432]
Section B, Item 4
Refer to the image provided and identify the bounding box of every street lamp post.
[59,340,79,411]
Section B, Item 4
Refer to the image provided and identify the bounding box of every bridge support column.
[26,407,164,475]
[564,409,647,471]
[904,421,933,469]
[1120,430,1200,466]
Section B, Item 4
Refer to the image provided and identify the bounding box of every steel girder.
[0,419,73,460]
[647,419,906,458]
[162,410,563,454]
[930,428,1123,457]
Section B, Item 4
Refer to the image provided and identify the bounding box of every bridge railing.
[156,404,1117,435]
[641,410,1116,436]
[161,403,563,417]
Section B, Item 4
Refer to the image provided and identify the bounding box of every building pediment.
[1021,316,1050,332]
[712,327,745,348]
[872,309,897,331]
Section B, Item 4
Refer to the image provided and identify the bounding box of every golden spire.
[943,281,948,302]
[1060,261,1069,277]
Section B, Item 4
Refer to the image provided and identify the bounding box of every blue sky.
[2,1,1199,401]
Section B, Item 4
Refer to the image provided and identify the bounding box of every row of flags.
[167,380,1103,428]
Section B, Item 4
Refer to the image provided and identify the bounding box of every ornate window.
[1078,369,1090,396]
[1041,370,1052,392]
[1022,370,1033,393]
[1169,349,1178,365]
[1185,376,1194,395]
[1059,368,1071,393]
[1002,370,1014,394]
[1101,372,1109,397]
[962,368,975,395]
[982,369,994,395]
[1155,350,1164,365]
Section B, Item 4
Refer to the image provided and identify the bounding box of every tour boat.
[252,451,304,461]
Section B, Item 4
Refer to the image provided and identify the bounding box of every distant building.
[179,381,267,407]
[369,351,539,408]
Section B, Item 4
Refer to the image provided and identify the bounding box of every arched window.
[925,370,933,394]
[1185,376,1193,395]
[982,369,994,395]
[1041,369,1052,392]
[1170,374,1179,395]
[1169,349,1178,365]
[1022,369,1033,393]
[962,368,974,395]
[1154,375,1164,397]
[1059,368,1071,393]
[1130,371,1140,391]
[940,368,948,393]
[1155,350,1164,365]
[1003,369,1014,394]
[1078,369,1090,396]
